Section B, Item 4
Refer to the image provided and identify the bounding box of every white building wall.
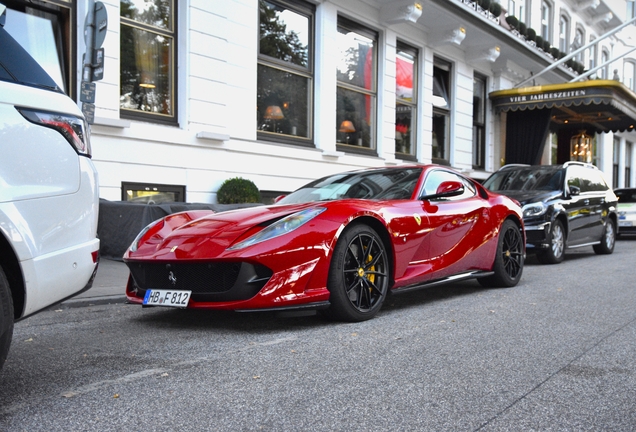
[84,0,636,203]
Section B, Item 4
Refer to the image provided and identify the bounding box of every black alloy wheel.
[325,224,389,322]
[478,219,524,288]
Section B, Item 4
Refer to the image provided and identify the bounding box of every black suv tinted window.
[0,26,59,91]
[483,166,564,192]
[567,165,609,193]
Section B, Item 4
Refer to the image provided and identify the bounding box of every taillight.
[17,107,92,157]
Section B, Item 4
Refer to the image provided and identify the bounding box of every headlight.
[129,218,163,252]
[522,202,547,218]
[228,207,326,250]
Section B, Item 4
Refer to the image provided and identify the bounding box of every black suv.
[483,162,618,264]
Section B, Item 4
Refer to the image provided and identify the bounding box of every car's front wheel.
[324,224,389,322]
[478,219,524,288]
[536,219,565,264]
[0,265,14,371]
[593,219,616,255]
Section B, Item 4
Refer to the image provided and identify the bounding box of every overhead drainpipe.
[515,16,636,88]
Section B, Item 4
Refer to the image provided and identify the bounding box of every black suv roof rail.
[562,161,599,170]
[499,164,530,171]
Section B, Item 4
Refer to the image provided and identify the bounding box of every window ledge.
[321,150,345,159]
[93,117,132,128]
[196,131,230,142]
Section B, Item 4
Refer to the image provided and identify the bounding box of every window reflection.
[336,17,377,150]
[120,0,175,121]
[4,9,65,92]
[257,0,313,141]
[396,42,417,157]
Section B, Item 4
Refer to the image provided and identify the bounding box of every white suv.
[0,5,100,370]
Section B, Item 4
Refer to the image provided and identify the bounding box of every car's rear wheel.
[536,219,565,264]
[478,219,524,288]
[0,265,14,370]
[324,224,389,322]
[593,219,616,255]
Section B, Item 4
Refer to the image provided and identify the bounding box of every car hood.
[128,202,327,259]
[492,190,562,207]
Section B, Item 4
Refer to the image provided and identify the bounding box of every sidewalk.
[61,258,129,307]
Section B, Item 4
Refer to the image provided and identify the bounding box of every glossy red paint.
[124,165,525,318]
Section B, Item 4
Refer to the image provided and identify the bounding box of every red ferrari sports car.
[124,165,525,322]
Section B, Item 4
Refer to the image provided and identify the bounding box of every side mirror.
[420,181,465,201]
[568,185,581,197]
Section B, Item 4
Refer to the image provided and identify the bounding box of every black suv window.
[0,26,60,91]
[483,166,564,192]
[567,165,609,193]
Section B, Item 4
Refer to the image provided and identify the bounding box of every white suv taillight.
[17,108,92,157]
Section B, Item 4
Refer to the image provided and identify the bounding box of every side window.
[566,167,583,192]
[422,170,475,200]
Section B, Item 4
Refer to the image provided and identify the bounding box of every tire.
[536,219,565,264]
[593,219,616,255]
[478,219,524,288]
[0,265,14,371]
[324,224,389,322]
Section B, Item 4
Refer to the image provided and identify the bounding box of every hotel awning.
[490,80,636,135]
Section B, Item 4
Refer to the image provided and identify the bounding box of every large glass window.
[588,37,597,72]
[626,143,632,187]
[395,41,417,159]
[473,74,487,169]
[432,58,451,163]
[120,0,176,123]
[257,0,313,143]
[336,17,377,152]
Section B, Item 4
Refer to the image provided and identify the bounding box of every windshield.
[277,168,423,204]
[615,189,636,203]
[484,167,564,192]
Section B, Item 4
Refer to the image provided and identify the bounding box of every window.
[541,1,553,43]
[122,182,185,203]
[613,137,620,187]
[395,41,417,159]
[473,74,487,169]
[601,49,610,79]
[432,57,452,163]
[626,143,633,187]
[588,36,597,72]
[336,17,377,152]
[257,0,314,143]
[574,27,585,63]
[2,1,74,97]
[120,0,176,124]
[422,169,476,200]
[559,14,569,53]
[624,61,636,91]
[629,1,636,20]
[507,0,525,21]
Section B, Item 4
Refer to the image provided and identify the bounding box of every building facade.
[4,0,636,202]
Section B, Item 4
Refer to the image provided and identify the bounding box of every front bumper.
[524,220,551,250]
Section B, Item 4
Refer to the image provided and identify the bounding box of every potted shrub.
[505,15,519,29]
[489,1,502,17]
[543,40,551,52]
[217,177,261,204]
[526,27,536,41]
[518,22,527,36]
[535,35,544,47]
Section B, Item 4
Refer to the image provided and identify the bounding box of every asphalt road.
[1,239,635,431]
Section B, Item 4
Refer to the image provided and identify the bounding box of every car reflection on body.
[124,165,525,322]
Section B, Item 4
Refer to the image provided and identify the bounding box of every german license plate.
[619,221,632,227]
[143,289,191,307]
